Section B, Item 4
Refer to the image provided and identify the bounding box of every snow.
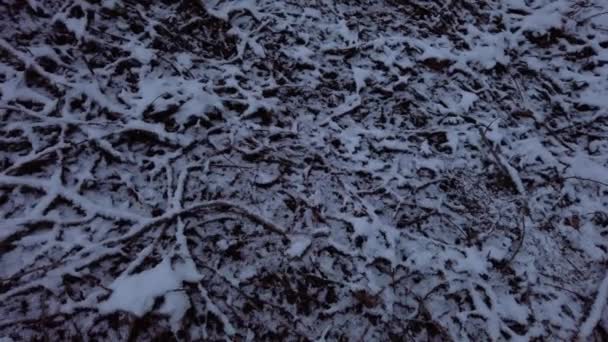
[99,257,196,317]
[566,153,608,185]
[286,235,312,258]
[160,291,191,333]
[578,271,608,340]
[2,0,608,340]
[352,67,370,93]
[238,265,258,281]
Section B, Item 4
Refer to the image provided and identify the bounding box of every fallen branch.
[578,269,608,340]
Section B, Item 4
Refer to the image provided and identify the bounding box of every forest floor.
[1,0,608,340]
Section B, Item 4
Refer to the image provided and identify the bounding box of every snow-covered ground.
[1,0,608,340]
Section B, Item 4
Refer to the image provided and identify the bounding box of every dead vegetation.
[1,0,608,340]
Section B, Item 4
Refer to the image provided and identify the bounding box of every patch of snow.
[286,235,312,258]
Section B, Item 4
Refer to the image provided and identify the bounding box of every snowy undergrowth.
[1,0,608,340]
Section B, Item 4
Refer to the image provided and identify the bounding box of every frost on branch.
[1,0,608,340]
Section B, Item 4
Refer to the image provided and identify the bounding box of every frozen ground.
[1,0,608,340]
